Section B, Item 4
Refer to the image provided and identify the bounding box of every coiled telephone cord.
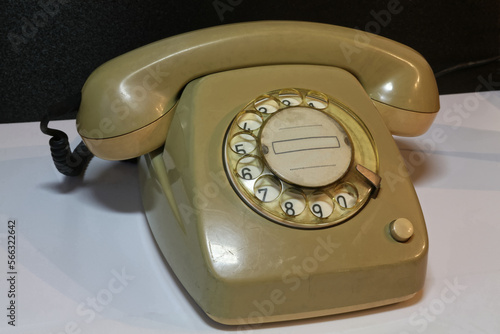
[40,93,94,176]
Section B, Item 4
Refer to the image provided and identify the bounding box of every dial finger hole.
[306,91,329,109]
[236,156,263,180]
[333,183,359,209]
[254,176,281,202]
[230,133,257,155]
[308,192,334,218]
[254,95,280,114]
[237,112,263,131]
[280,189,306,216]
[278,89,302,107]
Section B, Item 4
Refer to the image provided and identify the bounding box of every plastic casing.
[138,65,428,325]
[76,21,439,161]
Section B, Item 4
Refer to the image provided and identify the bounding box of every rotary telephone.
[54,21,440,324]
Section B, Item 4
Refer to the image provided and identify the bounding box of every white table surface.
[1,91,499,334]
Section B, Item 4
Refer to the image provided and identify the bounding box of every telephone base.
[138,65,428,325]
[139,146,427,325]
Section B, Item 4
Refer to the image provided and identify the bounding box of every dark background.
[1,0,499,123]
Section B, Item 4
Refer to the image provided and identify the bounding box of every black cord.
[434,55,500,78]
[40,93,94,176]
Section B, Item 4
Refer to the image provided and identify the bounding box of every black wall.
[1,0,499,123]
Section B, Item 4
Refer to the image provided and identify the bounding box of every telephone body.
[75,22,439,324]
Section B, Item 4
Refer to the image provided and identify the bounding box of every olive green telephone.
[76,21,439,325]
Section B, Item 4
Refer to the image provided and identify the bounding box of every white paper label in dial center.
[260,107,352,188]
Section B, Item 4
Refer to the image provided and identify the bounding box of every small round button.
[390,218,414,242]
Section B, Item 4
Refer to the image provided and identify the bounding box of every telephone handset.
[73,22,439,324]
[77,21,438,160]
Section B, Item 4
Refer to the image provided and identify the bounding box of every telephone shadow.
[41,157,143,214]
[394,138,444,187]
[394,124,500,191]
